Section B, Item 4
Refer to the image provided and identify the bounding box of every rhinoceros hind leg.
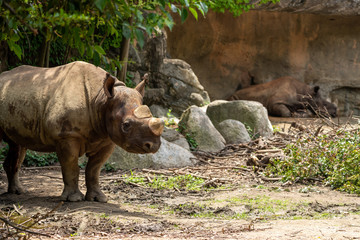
[56,138,84,202]
[85,144,115,203]
[2,139,27,194]
[270,104,292,117]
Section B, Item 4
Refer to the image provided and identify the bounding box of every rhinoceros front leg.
[3,141,27,194]
[85,143,115,202]
[56,139,84,202]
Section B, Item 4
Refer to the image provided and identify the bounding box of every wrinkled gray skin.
[228,76,337,118]
[0,61,164,202]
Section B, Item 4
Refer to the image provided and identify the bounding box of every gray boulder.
[179,106,225,152]
[206,100,273,138]
[106,137,196,170]
[161,128,190,151]
[217,119,251,144]
[149,104,168,118]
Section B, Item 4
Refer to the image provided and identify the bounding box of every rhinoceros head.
[309,86,337,118]
[103,74,164,154]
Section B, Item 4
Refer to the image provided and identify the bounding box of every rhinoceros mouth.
[123,142,160,154]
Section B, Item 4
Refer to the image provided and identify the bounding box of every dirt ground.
[0,118,359,240]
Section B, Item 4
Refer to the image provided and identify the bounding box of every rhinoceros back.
[0,61,107,151]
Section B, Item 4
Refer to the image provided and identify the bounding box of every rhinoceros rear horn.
[149,118,164,136]
[104,73,116,98]
[134,105,152,119]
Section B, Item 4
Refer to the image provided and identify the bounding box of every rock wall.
[166,10,360,116]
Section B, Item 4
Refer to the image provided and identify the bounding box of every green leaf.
[180,8,188,23]
[170,4,178,13]
[189,7,198,20]
[94,0,107,12]
[159,0,165,8]
[183,0,189,7]
[134,29,144,48]
[79,42,85,55]
[8,41,22,60]
[94,45,106,55]
[122,24,131,39]
[93,51,100,66]
[10,33,20,42]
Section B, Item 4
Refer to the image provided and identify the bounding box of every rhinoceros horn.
[134,105,164,136]
[134,105,152,119]
[149,118,164,136]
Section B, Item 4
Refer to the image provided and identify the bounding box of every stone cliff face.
[255,0,360,15]
[166,5,360,117]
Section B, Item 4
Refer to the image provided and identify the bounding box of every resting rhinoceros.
[0,61,164,202]
[227,76,337,118]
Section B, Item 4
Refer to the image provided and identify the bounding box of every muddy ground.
[0,118,359,240]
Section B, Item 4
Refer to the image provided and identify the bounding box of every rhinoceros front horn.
[149,118,164,136]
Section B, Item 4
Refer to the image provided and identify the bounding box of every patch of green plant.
[272,125,281,133]
[228,195,290,213]
[24,151,58,167]
[244,123,260,139]
[184,133,199,151]
[125,72,136,88]
[164,109,178,127]
[103,162,116,172]
[122,172,206,191]
[265,129,360,194]
[177,123,199,151]
[0,143,58,167]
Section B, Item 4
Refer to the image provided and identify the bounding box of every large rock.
[217,119,251,144]
[206,100,273,138]
[127,31,210,115]
[161,128,190,151]
[158,58,210,114]
[107,137,196,170]
[179,106,225,152]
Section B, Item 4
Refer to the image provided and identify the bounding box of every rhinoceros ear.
[313,86,320,94]
[135,73,149,97]
[104,73,116,98]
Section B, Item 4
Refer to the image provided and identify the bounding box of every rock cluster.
[127,31,209,116]
[107,100,273,169]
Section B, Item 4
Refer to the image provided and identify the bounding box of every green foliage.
[0,143,58,167]
[23,151,58,167]
[125,71,136,88]
[164,109,177,127]
[103,162,116,172]
[265,129,360,194]
[122,172,206,191]
[209,0,280,16]
[177,122,198,151]
[0,0,279,73]
[184,132,198,151]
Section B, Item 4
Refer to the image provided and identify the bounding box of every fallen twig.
[0,216,51,237]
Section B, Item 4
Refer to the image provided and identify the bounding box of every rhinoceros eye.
[122,121,132,133]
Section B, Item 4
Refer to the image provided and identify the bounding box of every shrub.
[265,128,360,194]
